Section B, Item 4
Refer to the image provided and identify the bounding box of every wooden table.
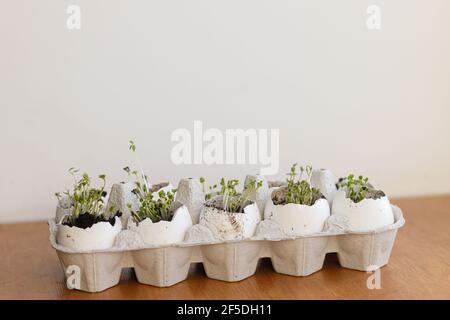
[1,196,449,299]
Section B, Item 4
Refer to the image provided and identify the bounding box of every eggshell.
[264,198,330,235]
[127,205,192,245]
[199,203,261,241]
[331,190,394,231]
[56,217,122,251]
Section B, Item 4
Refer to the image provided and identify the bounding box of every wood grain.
[0,195,449,299]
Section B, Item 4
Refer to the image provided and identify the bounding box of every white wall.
[1,0,449,223]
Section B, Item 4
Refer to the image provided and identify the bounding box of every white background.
[1,0,449,223]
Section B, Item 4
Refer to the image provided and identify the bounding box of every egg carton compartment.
[48,205,404,292]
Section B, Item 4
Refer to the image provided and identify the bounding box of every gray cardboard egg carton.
[48,174,405,292]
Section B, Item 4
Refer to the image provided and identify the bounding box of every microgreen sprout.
[200,176,206,193]
[207,178,262,213]
[129,140,136,152]
[55,168,112,223]
[128,187,177,223]
[127,140,149,191]
[342,174,370,203]
[124,140,178,223]
[283,163,322,206]
[199,177,218,200]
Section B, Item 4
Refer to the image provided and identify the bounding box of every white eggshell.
[127,205,192,246]
[244,174,271,217]
[54,195,73,224]
[331,190,394,231]
[56,217,122,251]
[55,205,71,224]
[264,198,330,235]
[199,203,261,241]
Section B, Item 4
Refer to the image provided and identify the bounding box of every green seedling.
[284,164,322,206]
[55,168,113,223]
[123,140,151,193]
[128,186,177,223]
[342,174,370,203]
[124,140,177,223]
[200,177,218,200]
[209,177,262,213]
[127,140,149,190]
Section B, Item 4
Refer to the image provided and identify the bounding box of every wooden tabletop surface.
[1,195,449,300]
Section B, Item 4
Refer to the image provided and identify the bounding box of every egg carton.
[48,205,404,292]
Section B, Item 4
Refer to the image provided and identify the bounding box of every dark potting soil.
[63,211,122,229]
[364,188,385,200]
[270,185,325,206]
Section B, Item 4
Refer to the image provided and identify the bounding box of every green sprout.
[129,140,136,152]
[200,176,206,193]
[342,174,370,203]
[199,177,218,200]
[284,164,322,206]
[125,140,177,223]
[55,168,111,222]
[128,186,177,223]
[207,178,262,213]
[124,140,149,190]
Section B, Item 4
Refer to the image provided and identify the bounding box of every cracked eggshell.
[55,195,79,224]
[244,174,270,217]
[55,205,71,224]
[199,203,261,241]
[264,198,330,235]
[56,217,122,251]
[331,190,394,231]
[127,205,192,246]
